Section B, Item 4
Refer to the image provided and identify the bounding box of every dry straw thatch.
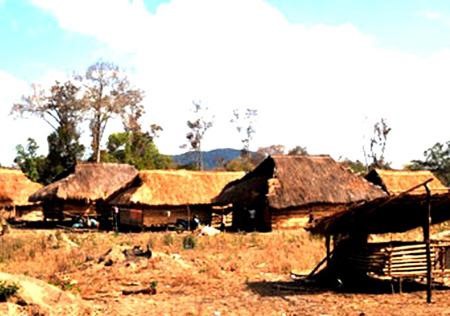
[0,168,42,207]
[109,170,245,207]
[311,192,450,235]
[216,155,386,209]
[366,169,449,195]
[29,163,138,203]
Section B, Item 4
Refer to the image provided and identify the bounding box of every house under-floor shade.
[310,170,450,301]
[107,170,245,229]
[214,155,387,231]
[29,163,138,221]
[0,168,42,218]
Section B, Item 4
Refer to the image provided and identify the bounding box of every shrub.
[0,281,20,301]
[163,234,174,246]
[182,235,197,250]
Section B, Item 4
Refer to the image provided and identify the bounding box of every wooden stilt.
[187,205,191,231]
[424,183,432,304]
[326,235,331,266]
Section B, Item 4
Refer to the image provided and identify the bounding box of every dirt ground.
[1,228,450,316]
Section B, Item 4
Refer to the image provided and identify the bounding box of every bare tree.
[257,144,285,157]
[12,80,85,132]
[230,108,258,160]
[183,101,214,170]
[365,118,391,169]
[83,61,144,162]
[12,80,86,183]
[149,123,163,140]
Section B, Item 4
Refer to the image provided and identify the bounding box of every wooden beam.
[326,235,331,266]
[424,183,432,304]
[187,205,191,231]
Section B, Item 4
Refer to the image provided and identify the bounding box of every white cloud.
[28,0,450,167]
[419,10,442,21]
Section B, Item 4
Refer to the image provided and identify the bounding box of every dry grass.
[1,228,450,315]
[0,229,323,287]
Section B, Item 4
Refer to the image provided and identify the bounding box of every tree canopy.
[182,101,214,170]
[12,80,86,183]
[104,131,172,170]
[83,61,144,162]
[408,141,450,185]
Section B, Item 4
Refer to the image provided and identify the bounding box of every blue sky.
[2,0,449,80]
[270,0,450,53]
[1,0,450,167]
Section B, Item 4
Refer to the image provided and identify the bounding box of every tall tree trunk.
[92,112,102,163]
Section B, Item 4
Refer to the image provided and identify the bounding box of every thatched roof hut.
[309,176,450,295]
[108,170,245,228]
[217,155,386,209]
[366,169,449,195]
[29,163,138,203]
[215,155,386,231]
[0,168,42,208]
[109,170,245,207]
[310,192,450,235]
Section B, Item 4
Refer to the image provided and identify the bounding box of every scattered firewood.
[122,281,158,295]
[122,287,156,295]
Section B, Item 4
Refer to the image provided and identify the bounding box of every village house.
[107,169,244,230]
[29,163,138,223]
[214,155,386,231]
[0,168,42,219]
[365,168,449,196]
[310,169,450,301]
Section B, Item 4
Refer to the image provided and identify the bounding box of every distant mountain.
[171,148,242,170]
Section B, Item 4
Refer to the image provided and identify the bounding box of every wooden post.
[187,205,191,231]
[326,235,331,266]
[424,183,432,304]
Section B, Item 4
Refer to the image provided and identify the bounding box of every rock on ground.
[0,272,90,315]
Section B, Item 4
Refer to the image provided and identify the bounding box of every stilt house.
[310,170,450,301]
[29,163,138,220]
[214,155,386,231]
[107,170,244,229]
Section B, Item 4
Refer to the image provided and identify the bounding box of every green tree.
[83,61,144,163]
[224,156,256,172]
[12,80,86,183]
[104,131,172,170]
[408,141,450,185]
[14,138,46,182]
[42,128,85,183]
[340,158,367,175]
[288,146,308,156]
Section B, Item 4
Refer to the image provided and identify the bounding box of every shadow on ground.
[247,277,450,297]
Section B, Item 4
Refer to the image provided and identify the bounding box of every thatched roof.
[0,169,42,207]
[215,155,387,209]
[310,192,450,235]
[366,169,448,195]
[108,170,245,207]
[29,163,138,203]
